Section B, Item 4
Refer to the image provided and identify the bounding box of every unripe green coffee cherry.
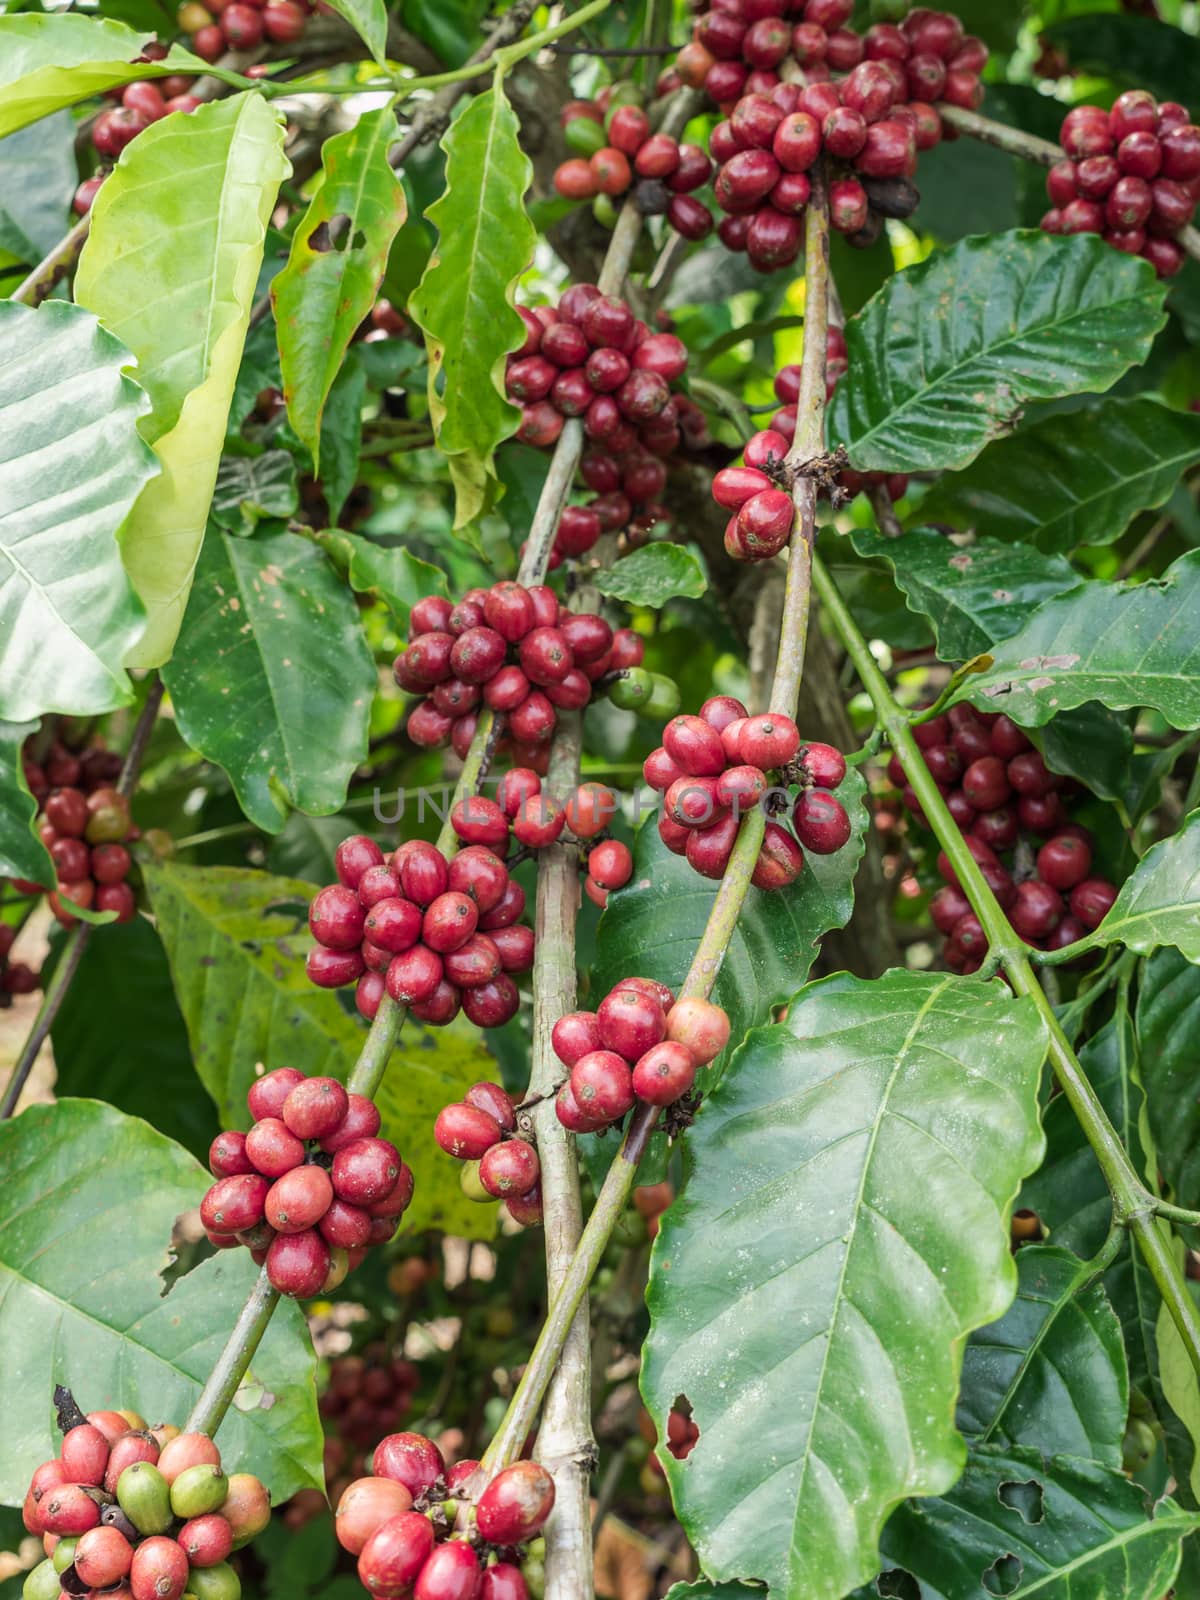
[23,1559,59,1600]
[185,1563,241,1600]
[592,194,619,229]
[1122,1417,1157,1475]
[643,675,681,719]
[460,1160,491,1203]
[119,1461,173,1535]
[608,668,652,710]
[51,1539,79,1575]
[565,118,605,157]
[170,1464,229,1520]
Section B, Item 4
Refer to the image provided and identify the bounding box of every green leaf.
[143,861,496,1239]
[0,112,77,263]
[1137,948,1200,1211]
[162,528,374,836]
[49,919,218,1162]
[212,451,299,530]
[1082,809,1200,962]
[318,0,386,64]
[828,232,1166,474]
[954,550,1200,732]
[318,352,366,525]
[870,1446,1197,1599]
[0,300,153,722]
[594,768,869,1066]
[317,528,448,627]
[0,16,210,137]
[408,85,535,528]
[0,1099,322,1504]
[918,397,1200,555]
[642,971,1048,1599]
[664,1587,762,1600]
[1036,703,1134,807]
[75,93,290,667]
[0,720,53,888]
[273,109,407,465]
[1046,13,1200,106]
[594,545,707,607]
[957,1245,1128,1466]
[847,527,1081,661]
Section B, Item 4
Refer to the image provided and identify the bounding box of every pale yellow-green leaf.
[75,93,289,666]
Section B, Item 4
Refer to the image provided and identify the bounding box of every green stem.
[812,552,1200,1381]
[185,1269,280,1435]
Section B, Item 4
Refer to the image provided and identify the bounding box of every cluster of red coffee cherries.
[201,1066,413,1298]
[306,832,533,1028]
[555,95,717,243]
[335,1433,549,1598]
[22,1398,270,1600]
[489,770,634,906]
[643,698,851,887]
[1040,92,1200,278]
[674,4,987,265]
[73,45,203,214]
[321,1352,421,1467]
[434,1082,543,1229]
[889,706,1120,971]
[177,0,311,63]
[553,978,731,1132]
[395,587,632,763]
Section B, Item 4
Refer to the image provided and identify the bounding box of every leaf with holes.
[0,301,154,722]
[919,397,1200,554]
[642,971,1047,1599]
[161,528,374,835]
[848,527,1081,661]
[0,16,217,136]
[593,767,869,1067]
[595,545,707,607]
[273,109,406,466]
[957,1245,1128,1467]
[143,861,496,1239]
[0,720,53,888]
[0,1099,322,1505]
[408,85,535,528]
[953,550,1200,732]
[75,93,289,667]
[1081,809,1200,963]
[868,1446,1197,1599]
[1138,948,1200,1212]
[317,529,448,627]
[828,232,1166,474]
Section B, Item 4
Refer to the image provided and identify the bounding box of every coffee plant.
[5,0,1200,1596]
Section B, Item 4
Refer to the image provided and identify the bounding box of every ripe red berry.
[372,1434,445,1499]
[1037,835,1094,890]
[332,1138,402,1206]
[202,1173,269,1235]
[480,1563,529,1600]
[435,1103,503,1159]
[209,1129,253,1178]
[386,945,444,1005]
[793,791,851,854]
[61,1424,110,1487]
[245,1117,306,1178]
[1069,878,1118,929]
[357,1511,436,1596]
[310,885,365,951]
[479,1140,540,1198]
[475,1462,556,1546]
[587,839,633,891]
[930,884,971,936]
[130,1537,189,1600]
[597,985,666,1060]
[266,1228,331,1297]
[802,742,846,789]
[1010,880,1064,941]
[631,1040,697,1105]
[335,1478,414,1558]
[752,820,805,891]
[829,177,869,234]
[282,1076,349,1141]
[265,1164,333,1233]
[738,712,800,769]
[663,715,727,778]
[570,1051,635,1122]
[962,756,1011,811]
[177,1513,233,1567]
[75,1526,134,1587]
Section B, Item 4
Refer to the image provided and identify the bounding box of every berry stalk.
[811,549,1200,1382]
[479,178,834,1482]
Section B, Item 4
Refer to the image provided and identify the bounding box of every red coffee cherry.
[752,820,805,891]
[373,1434,446,1499]
[1069,878,1118,929]
[357,1511,436,1596]
[794,791,851,855]
[335,1478,414,1557]
[631,1040,697,1105]
[266,1229,330,1297]
[61,1424,110,1487]
[75,1527,134,1587]
[130,1537,190,1600]
[479,1140,540,1198]
[266,1165,333,1234]
[421,891,479,954]
[597,985,667,1060]
[480,1563,529,1600]
[1010,880,1064,941]
[310,885,365,950]
[386,946,445,1005]
[1037,834,1094,890]
[435,1103,503,1159]
[177,1513,234,1567]
[333,1139,402,1206]
[282,1076,349,1141]
[202,1174,269,1235]
[476,1462,556,1546]
[738,712,801,769]
[588,839,634,891]
[321,1093,382,1153]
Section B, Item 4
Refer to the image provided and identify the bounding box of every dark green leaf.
[0,1099,322,1504]
[317,529,448,626]
[1137,948,1200,1211]
[273,109,406,464]
[400,0,488,66]
[643,971,1047,1598]
[75,93,290,666]
[829,232,1166,473]
[594,545,707,607]
[143,861,497,1239]
[0,720,53,887]
[0,112,76,262]
[871,1445,1196,1599]
[847,526,1081,661]
[162,528,374,835]
[1046,13,1200,105]
[663,1587,762,1600]
[918,397,1200,554]
[1082,808,1200,962]
[958,1245,1127,1466]
[955,551,1200,732]
[1037,703,1134,807]
[593,768,870,1064]
[211,451,299,529]
[0,300,154,722]
[49,919,217,1162]
[318,351,366,525]
[409,86,535,528]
